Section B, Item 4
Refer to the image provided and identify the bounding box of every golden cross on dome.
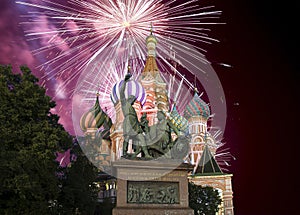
[96,84,100,97]
[127,59,131,72]
[150,22,153,35]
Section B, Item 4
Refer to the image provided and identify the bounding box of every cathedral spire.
[142,24,159,76]
[150,22,153,35]
[140,24,169,118]
[193,144,223,175]
[127,59,131,73]
[146,23,158,57]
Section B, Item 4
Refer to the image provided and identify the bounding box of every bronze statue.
[140,113,150,135]
[133,113,151,157]
[120,73,151,158]
[156,111,178,150]
[119,74,189,160]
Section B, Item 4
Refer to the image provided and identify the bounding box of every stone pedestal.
[112,159,194,215]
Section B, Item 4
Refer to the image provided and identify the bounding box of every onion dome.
[146,24,158,57]
[169,106,189,134]
[80,95,106,132]
[184,93,210,119]
[110,79,146,106]
[146,31,157,46]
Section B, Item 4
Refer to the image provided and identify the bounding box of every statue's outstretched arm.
[120,73,132,105]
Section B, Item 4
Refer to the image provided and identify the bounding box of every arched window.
[193,136,203,143]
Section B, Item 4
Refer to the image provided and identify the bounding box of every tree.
[57,140,99,215]
[0,65,72,214]
[189,181,222,215]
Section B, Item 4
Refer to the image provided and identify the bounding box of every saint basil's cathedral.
[79,29,234,215]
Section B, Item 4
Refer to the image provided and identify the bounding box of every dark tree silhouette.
[57,140,99,215]
[189,182,222,215]
[0,65,72,214]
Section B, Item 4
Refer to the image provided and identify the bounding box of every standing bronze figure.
[120,73,151,158]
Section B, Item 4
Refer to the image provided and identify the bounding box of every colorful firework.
[16,0,221,97]
[212,128,237,171]
[16,0,231,168]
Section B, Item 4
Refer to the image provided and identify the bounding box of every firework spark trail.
[17,0,232,166]
[215,147,236,171]
[16,0,221,98]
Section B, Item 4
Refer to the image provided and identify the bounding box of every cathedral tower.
[139,27,169,125]
[184,91,218,167]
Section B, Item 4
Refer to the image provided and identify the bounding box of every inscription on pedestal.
[127,181,179,204]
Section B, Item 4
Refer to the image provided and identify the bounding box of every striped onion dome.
[110,80,146,105]
[184,93,210,119]
[80,96,107,132]
[169,106,189,134]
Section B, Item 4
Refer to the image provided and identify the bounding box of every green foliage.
[188,181,222,215]
[95,198,116,215]
[0,65,72,214]
[57,142,99,215]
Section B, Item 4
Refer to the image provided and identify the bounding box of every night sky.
[1,1,299,214]
[212,1,299,215]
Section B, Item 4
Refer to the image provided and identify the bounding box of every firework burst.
[16,0,221,98]
[16,0,232,168]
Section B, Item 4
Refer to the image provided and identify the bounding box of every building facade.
[79,30,234,214]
